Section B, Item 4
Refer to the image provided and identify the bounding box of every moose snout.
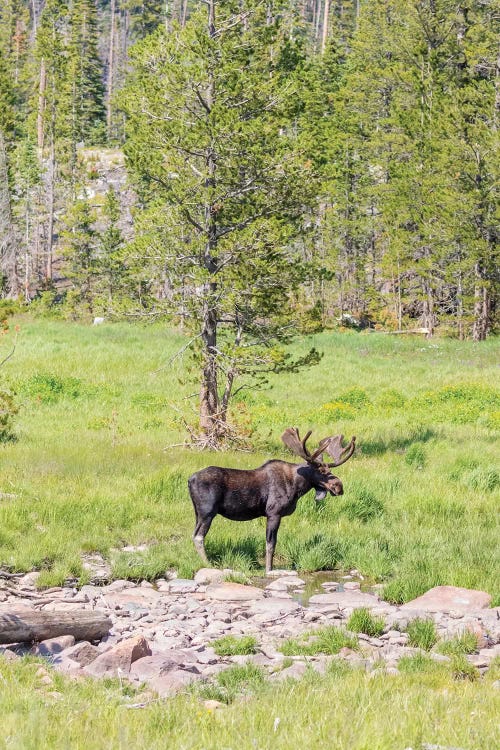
[328,480,343,496]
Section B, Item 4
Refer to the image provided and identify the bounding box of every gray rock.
[167,579,199,594]
[32,635,75,657]
[84,635,151,677]
[205,582,265,602]
[58,641,100,667]
[194,568,225,585]
[149,669,201,696]
[271,661,308,681]
[400,586,492,613]
[129,654,182,682]
[309,591,380,609]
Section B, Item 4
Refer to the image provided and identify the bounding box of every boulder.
[400,586,492,614]
[149,669,201,696]
[84,635,151,677]
[205,583,265,602]
[58,641,100,667]
[308,590,380,609]
[194,568,225,585]
[32,635,75,656]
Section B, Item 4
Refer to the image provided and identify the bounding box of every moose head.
[281,427,356,500]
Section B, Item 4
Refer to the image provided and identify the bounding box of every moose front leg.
[265,515,281,574]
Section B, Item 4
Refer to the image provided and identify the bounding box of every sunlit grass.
[0,318,497,601]
[1,655,499,749]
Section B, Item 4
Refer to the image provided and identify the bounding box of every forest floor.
[0,317,498,748]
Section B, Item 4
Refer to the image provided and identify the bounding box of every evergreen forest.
[0,0,498,441]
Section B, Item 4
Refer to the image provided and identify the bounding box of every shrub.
[211,635,257,657]
[377,389,406,409]
[0,389,18,442]
[336,387,371,409]
[20,373,83,403]
[436,631,478,656]
[405,443,426,469]
[406,618,438,650]
[347,608,385,637]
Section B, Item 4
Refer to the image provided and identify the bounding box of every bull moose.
[188,428,356,574]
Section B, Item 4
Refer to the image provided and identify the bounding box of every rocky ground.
[1,568,499,700]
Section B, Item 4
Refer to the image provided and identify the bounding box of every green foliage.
[120,2,322,443]
[450,654,480,682]
[437,632,478,657]
[0,389,18,443]
[19,374,84,403]
[347,608,385,637]
[406,619,438,651]
[336,388,371,409]
[405,443,426,469]
[280,627,358,656]
[211,636,257,657]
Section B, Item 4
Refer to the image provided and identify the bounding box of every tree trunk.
[37,58,46,151]
[45,133,55,283]
[0,129,19,297]
[321,0,330,54]
[198,0,221,443]
[106,0,116,141]
[0,609,112,644]
[472,262,490,341]
[422,278,435,337]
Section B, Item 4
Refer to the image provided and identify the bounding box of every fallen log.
[0,609,112,644]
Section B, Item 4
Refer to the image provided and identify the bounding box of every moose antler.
[281,428,356,468]
[321,434,356,467]
[281,427,314,462]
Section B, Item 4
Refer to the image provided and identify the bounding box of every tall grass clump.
[406,618,438,650]
[437,631,478,656]
[347,608,385,637]
[211,636,257,657]
[280,626,358,656]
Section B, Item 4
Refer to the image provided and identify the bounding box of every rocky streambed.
[1,569,499,699]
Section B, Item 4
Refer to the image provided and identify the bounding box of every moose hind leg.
[193,516,213,565]
[265,516,281,574]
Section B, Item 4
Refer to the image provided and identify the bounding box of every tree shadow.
[360,427,436,457]
[206,535,264,569]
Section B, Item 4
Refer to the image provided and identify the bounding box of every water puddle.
[252,569,378,607]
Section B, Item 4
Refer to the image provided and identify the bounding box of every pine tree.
[121,0,321,446]
[61,198,98,313]
[68,0,106,145]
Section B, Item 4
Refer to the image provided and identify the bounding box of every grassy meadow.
[0,317,498,600]
[1,655,499,750]
[0,317,499,750]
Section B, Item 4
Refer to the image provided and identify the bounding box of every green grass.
[0,317,497,602]
[1,655,499,749]
[436,631,479,656]
[280,626,358,656]
[211,635,258,657]
[347,608,385,636]
[406,618,438,650]
[194,663,265,704]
